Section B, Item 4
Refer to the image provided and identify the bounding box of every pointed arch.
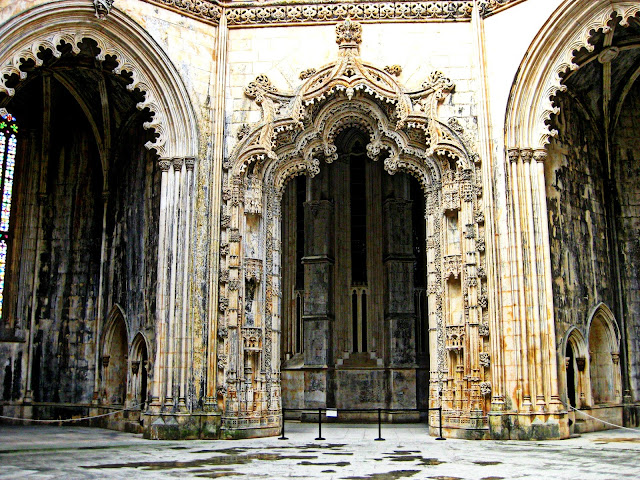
[129,331,150,409]
[505,0,640,150]
[0,0,199,160]
[101,304,129,405]
[562,326,590,409]
[587,303,621,405]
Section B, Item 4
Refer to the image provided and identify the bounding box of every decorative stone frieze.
[141,0,526,26]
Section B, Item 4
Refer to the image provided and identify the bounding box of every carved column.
[532,149,562,411]
[150,158,172,411]
[507,148,532,411]
[506,147,562,416]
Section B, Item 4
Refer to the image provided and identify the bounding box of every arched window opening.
[0,110,17,324]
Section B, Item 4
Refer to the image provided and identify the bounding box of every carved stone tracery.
[219,18,484,433]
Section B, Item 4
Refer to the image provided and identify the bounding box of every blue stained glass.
[0,240,7,321]
[0,134,16,232]
[0,111,17,322]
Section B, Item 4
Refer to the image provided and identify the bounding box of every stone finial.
[336,19,362,48]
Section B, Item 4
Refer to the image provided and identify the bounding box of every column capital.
[506,148,520,163]
[533,149,547,163]
[185,157,196,171]
[172,157,184,171]
[520,148,533,163]
[158,159,172,172]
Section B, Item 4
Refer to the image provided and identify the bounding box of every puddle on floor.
[190,468,246,479]
[387,454,444,466]
[593,437,640,444]
[343,470,421,480]
[297,460,350,467]
[82,452,317,470]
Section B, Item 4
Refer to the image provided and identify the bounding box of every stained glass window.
[0,110,17,322]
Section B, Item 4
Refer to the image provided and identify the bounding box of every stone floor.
[0,422,639,479]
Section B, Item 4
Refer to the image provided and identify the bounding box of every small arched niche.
[564,328,589,409]
[101,306,129,405]
[129,333,149,410]
[587,306,621,405]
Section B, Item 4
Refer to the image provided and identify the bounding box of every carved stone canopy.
[233,19,470,189]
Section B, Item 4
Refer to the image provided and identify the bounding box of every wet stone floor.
[0,423,639,479]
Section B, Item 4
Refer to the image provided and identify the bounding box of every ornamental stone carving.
[94,0,114,19]
[480,381,491,396]
[479,352,490,367]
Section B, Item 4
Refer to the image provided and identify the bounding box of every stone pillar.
[382,176,416,410]
[302,195,334,408]
[149,159,172,412]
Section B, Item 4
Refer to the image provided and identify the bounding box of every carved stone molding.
[141,0,526,26]
[506,0,640,150]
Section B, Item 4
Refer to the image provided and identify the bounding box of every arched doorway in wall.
[217,20,488,438]
[279,128,430,416]
[564,328,589,410]
[102,307,128,405]
[130,333,149,410]
[588,307,621,405]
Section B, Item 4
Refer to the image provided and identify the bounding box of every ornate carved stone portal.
[218,19,489,437]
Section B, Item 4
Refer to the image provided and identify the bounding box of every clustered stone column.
[505,147,561,414]
[149,156,196,413]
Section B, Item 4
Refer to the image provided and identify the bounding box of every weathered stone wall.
[547,94,615,339]
[31,85,103,404]
[613,81,640,400]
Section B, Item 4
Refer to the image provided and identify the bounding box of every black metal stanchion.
[279,408,288,440]
[435,406,445,440]
[375,408,384,441]
[315,407,325,441]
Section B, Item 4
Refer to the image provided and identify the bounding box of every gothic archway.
[502,0,640,419]
[217,20,488,438]
[0,0,199,159]
[0,1,200,417]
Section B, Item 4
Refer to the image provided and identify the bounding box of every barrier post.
[279,408,288,440]
[435,406,445,440]
[375,408,384,441]
[315,408,325,441]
